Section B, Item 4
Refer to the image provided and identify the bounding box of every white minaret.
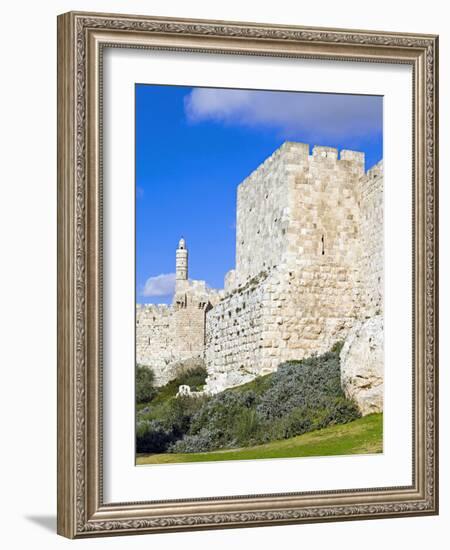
[176,237,188,282]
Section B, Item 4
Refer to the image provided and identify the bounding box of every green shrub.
[138,346,361,455]
[272,407,313,440]
[231,373,272,396]
[188,391,257,448]
[136,365,156,404]
[160,395,207,433]
[255,352,346,421]
[232,407,260,445]
[136,419,176,454]
[136,394,207,454]
[169,348,360,454]
[135,364,210,454]
[169,429,221,454]
[331,340,345,354]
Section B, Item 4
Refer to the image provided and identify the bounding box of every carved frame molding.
[57,11,438,538]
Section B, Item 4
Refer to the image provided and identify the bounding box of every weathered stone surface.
[203,367,257,395]
[176,384,207,398]
[340,315,384,415]
[176,384,191,397]
[205,143,383,389]
[159,357,207,388]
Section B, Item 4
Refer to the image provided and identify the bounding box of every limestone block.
[176,384,207,398]
[176,384,191,397]
[340,315,384,415]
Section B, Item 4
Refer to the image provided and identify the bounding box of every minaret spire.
[176,237,188,282]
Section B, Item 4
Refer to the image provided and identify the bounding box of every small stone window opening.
[321,234,325,255]
[148,337,151,345]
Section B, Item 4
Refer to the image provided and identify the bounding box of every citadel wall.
[357,161,384,317]
[137,271,222,386]
[137,142,384,393]
[136,304,175,385]
[235,142,306,285]
[205,262,361,393]
[173,280,221,360]
[204,142,383,392]
[204,270,271,392]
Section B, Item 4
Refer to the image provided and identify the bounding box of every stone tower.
[204,142,384,393]
[136,236,221,386]
[175,237,188,287]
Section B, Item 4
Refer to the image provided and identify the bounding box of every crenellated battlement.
[365,159,383,180]
[312,145,338,160]
[137,303,171,314]
[234,142,372,287]
[340,149,365,165]
[238,142,366,195]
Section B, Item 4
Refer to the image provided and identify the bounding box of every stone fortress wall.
[136,304,174,385]
[137,142,384,394]
[357,161,384,318]
[204,142,383,392]
[137,239,222,386]
[233,144,297,286]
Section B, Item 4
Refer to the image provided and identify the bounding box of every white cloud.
[141,273,176,297]
[184,88,382,139]
[185,89,253,122]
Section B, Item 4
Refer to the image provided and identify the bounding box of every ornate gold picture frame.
[57,11,438,538]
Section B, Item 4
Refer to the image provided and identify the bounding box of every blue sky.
[136,85,383,304]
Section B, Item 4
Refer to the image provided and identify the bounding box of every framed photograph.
[57,11,439,538]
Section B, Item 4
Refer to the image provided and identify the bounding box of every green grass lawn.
[137,413,383,465]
